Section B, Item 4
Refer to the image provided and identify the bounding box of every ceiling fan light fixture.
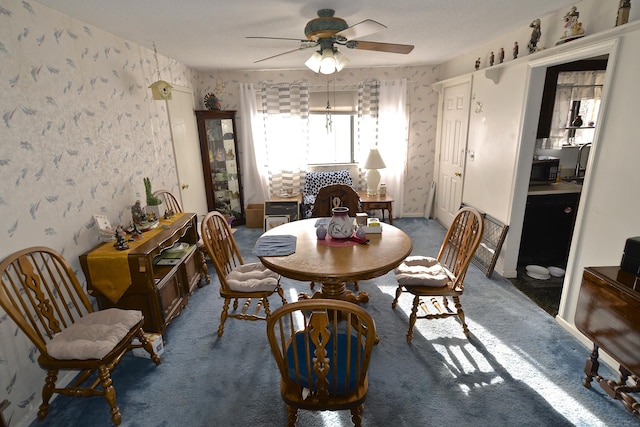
[334,49,349,72]
[305,51,322,73]
[319,49,337,74]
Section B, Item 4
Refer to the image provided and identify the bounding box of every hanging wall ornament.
[149,43,173,100]
[214,77,226,95]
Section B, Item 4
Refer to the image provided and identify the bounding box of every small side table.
[358,191,394,224]
[265,193,303,229]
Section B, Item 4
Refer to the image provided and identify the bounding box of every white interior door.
[435,81,470,226]
[167,86,208,216]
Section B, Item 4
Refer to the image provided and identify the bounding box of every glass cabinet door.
[195,110,245,225]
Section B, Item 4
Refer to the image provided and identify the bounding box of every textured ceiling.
[35,0,578,72]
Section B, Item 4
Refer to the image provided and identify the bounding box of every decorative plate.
[204,92,221,110]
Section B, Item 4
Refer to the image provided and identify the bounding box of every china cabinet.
[195,110,245,226]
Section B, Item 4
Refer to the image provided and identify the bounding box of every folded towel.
[252,235,297,257]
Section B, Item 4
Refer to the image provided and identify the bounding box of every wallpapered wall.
[190,66,441,216]
[0,1,192,424]
[0,1,440,425]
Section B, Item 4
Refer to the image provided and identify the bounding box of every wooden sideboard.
[575,266,640,418]
[80,213,203,335]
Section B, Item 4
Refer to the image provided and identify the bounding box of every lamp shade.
[334,49,349,72]
[364,148,386,169]
[305,51,322,73]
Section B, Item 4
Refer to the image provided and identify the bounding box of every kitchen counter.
[528,181,582,195]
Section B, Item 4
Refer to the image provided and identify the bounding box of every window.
[308,112,356,164]
[308,90,358,165]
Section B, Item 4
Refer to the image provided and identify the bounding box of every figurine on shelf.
[474,57,481,70]
[130,222,143,240]
[114,226,129,250]
[528,19,542,53]
[555,5,586,45]
[571,115,583,127]
[513,41,519,59]
[489,51,495,66]
[499,48,505,64]
[131,200,146,225]
[616,0,631,26]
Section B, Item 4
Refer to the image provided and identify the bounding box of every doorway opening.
[513,56,610,316]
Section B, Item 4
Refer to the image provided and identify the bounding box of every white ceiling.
[35,0,578,72]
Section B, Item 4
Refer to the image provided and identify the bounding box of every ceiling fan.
[247,9,414,74]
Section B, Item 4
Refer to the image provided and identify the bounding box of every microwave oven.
[530,157,559,185]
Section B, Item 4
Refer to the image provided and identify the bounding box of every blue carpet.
[34,218,636,426]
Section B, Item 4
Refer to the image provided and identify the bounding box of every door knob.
[181,184,189,190]
[454,172,462,177]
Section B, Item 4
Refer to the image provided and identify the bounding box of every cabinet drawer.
[183,249,201,294]
[157,274,183,322]
[365,202,389,209]
[265,201,299,221]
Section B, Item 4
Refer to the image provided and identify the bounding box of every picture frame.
[264,215,289,231]
[93,215,112,232]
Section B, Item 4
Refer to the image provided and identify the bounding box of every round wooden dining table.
[258,218,413,304]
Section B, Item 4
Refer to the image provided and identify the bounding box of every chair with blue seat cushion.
[267,299,377,427]
[309,183,362,291]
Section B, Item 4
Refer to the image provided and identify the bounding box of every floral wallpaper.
[0,1,193,425]
[0,0,440,425]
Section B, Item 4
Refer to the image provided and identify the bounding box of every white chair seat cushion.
[227,263,279,292]
[395,256,453,287]
[46,308,142,360]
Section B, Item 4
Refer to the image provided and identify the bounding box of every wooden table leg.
[299,282,369,304]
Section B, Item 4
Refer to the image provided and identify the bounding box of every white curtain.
[378,79,407,217]
[548,70,605,148]
[356,80,380,189]
[239,83,269,204]
[259,83,310,196]
[358,79,408,217]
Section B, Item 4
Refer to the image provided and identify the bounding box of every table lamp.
[364,148,386,195]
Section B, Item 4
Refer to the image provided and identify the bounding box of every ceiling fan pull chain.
[325,77,333,133]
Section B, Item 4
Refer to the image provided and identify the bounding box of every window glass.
[308,113,356,164]
[263,114,309,170]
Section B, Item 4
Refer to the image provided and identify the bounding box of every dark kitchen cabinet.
[518,193,580,267]
[195,110,245,226]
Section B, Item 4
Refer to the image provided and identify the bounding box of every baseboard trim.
[13,371,77,427]
[555,316,618,373]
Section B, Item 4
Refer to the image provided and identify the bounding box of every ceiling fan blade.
[334,19,387,41]
[253,44,318,63]
[348,40,414,54]
[247,36,309,43]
